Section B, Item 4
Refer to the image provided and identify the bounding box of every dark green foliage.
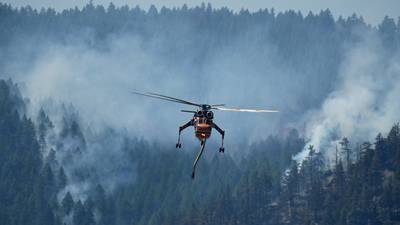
[0,3,399,225]
[73,200,96,225]
[37,108,54,149]
[1,78,399,224]
[160,125,398,225]
[340,137,352,170]
[0,80,58,225]
[61,192,74,215]
[57,167,67,190]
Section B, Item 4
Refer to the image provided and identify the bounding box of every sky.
[3,0,400,26]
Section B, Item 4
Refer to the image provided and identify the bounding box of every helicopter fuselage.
[193,116,212,140]
[193,109,214,141]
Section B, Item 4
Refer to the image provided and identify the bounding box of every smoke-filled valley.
[0,2,400,225]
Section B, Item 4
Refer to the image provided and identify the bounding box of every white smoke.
[294,34,400,165]
[9,32,290,147]
[3,25,288,200]
[2,5,398,199]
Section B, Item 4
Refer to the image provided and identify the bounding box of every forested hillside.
[0,2,400,225]
[1,78,400,225]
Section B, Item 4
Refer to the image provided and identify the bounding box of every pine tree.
[37,108,53,150]
[61,192,74,215]
[340,137,352,170]
[57,167,67,190]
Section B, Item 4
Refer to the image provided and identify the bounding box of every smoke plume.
[294,34,400,165]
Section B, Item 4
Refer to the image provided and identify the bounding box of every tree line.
[0,79,399,225]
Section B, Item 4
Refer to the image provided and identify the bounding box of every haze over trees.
[0,2,399,225]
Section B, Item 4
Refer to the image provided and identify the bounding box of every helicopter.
[131,91,278,179]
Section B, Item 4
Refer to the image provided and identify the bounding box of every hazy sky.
[4,0,400,25]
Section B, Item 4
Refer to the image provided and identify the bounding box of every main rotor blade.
[210,104,225,107]
[213,107,279,113]
[181,110,197,113]
[132,91,186,104]
[131,91,201,107]
[146,92,201,107]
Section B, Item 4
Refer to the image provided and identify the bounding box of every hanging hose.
[191,140,206,179]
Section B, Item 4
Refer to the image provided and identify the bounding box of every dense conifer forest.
[0,2,399,225]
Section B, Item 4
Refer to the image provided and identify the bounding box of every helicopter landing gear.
[219,134,225,153]
[177,119,194,149]
[176,132,182,148]
[212,122,225,153]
